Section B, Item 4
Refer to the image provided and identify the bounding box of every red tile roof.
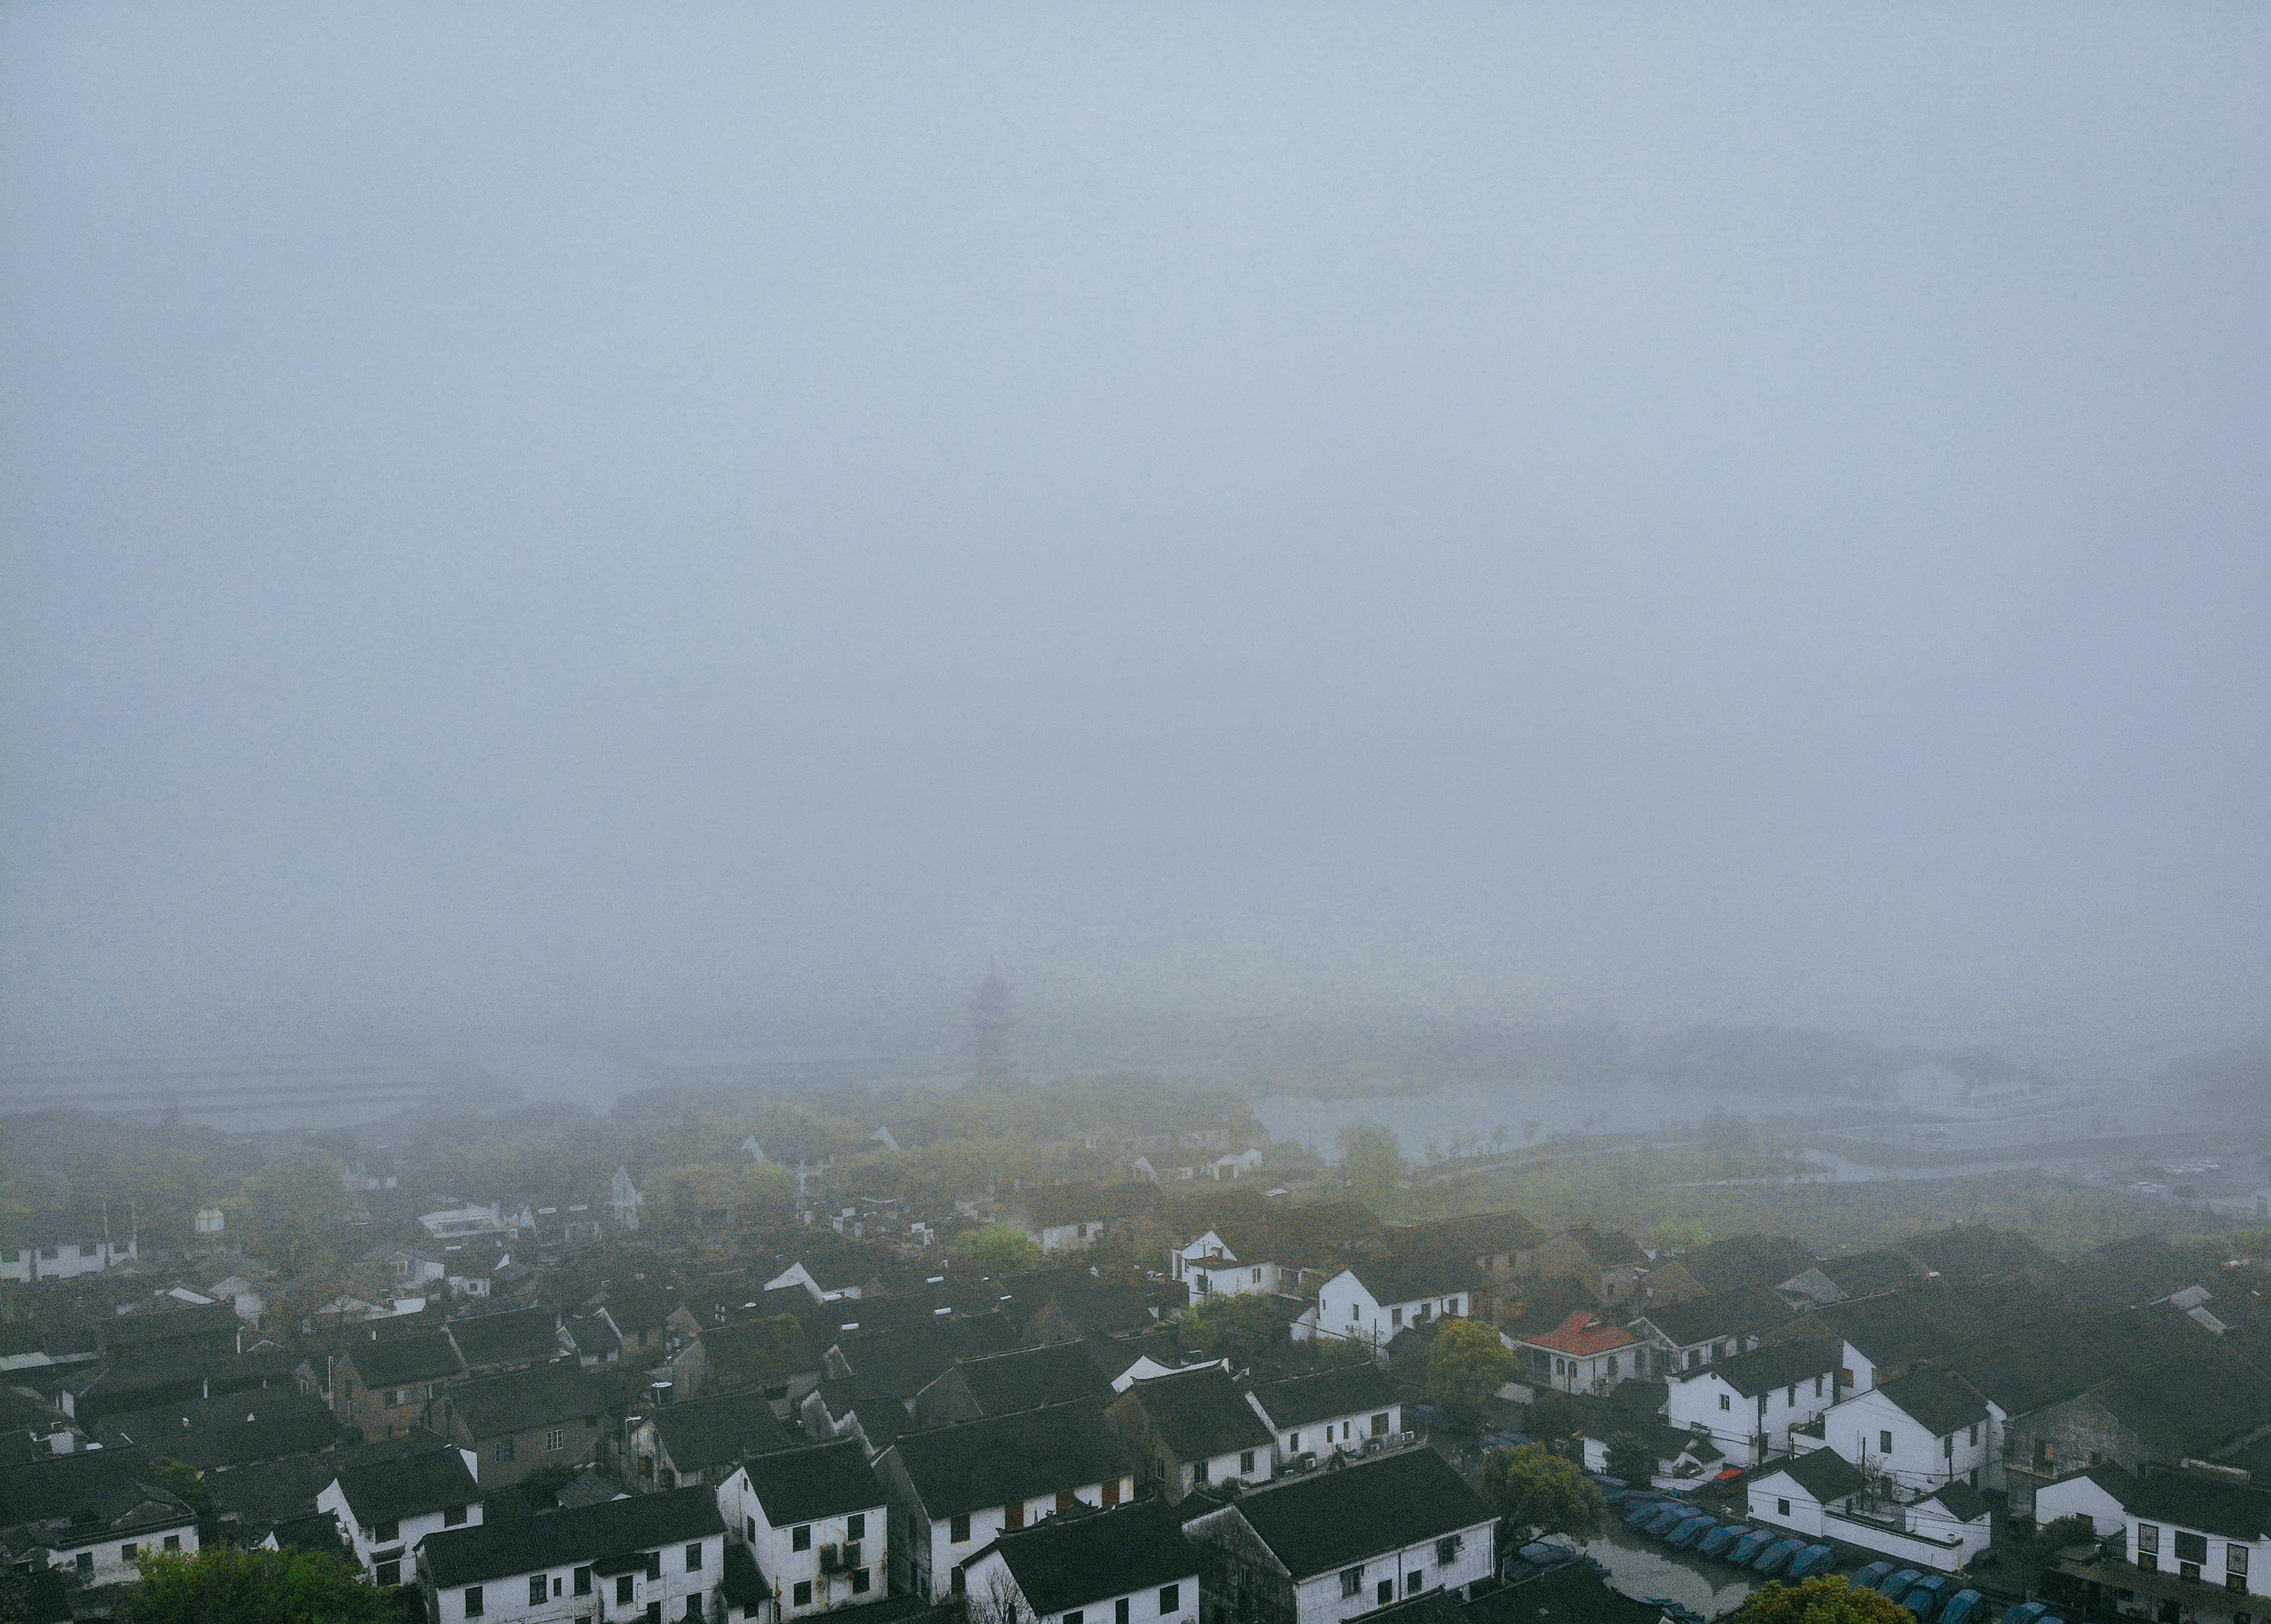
[1521,1311,1638,1358]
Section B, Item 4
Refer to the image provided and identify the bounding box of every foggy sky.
[4,4,2267,1055]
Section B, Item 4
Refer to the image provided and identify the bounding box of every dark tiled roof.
[0,1447,196,1542]
[1341,1254,1475,1307]
[977,1501,1198,1616]
[1814,1249,1928,1297]
[1923,1480,1990,1523]
[2127,1467,2271,1542]
[443,1362,601,1440]
[1116,1367,1274,1461]
[2094,1342,2271,1457]
[1758,1447,1868,1503]
[1209,1447,1490,1579]
[347,1330,463,1389]
[739,1441,885,1526]
[1019,1183,1164,1227]
[447,1310,560,1370]
[1635,1285,1792,1349]
[334,1450,477,1527]
[97,1391,342,1470]
[722,1541,770,1611]
[1244,1365,1399,1431]
[940,1343,1114,1417]
[1460,1559,1675,1624]
[888,1402,1135,1521]
[1679,1235,1818,1295]
[1680,1342,1836,1400]
[650,1391,789,1474]
[1389,1210,1544,1260]
[420,1485,723,1587]
[833,1315,1021,1400]
[1559,1226,1648,1268]
[1874,1370,1988,1436]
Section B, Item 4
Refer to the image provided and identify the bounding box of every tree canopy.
[1479,1443,1605,1539]
[118,1546,406,1624]
[957,1222,1043,1275]
[1336,1123,1404,1202]
[1731,1577,1919,1624]
[1424,1317,1521,1421]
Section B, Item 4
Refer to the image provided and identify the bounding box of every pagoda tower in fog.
[967,969,1019,1090]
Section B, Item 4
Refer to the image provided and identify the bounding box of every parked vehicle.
[1667,1514,1717,1549]
[1643,1504,1691,1537]
[1939,1590,1986,1624]
[1518,1540,1582,1572]
[1753,1539,1809,1575]
[1698,1523,1750,1559]
[1589,1473,1630,1490]
[1878,1570,1926,1606]
[1785,1544,1837,1579]
[1855,1563,1897,1593]
[1901,1576,1955,1619]
[1626,1500,1671,1528]
[1728,1529,1779,1564]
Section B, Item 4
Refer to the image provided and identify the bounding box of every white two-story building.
[1823,1369,1992,1496]
[716,1440,888,1617]
[1666,1342,1840,1468]
[415,1486,723,1624]
[958,1501,1200,1624]
[316,1448,482,1586]
[1297,1260,1475,1356]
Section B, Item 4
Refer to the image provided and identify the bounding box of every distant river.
[1252,1081,1814,1161]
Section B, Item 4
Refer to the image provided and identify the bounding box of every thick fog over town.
[1,8,2267,1624]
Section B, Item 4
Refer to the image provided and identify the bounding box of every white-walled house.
[879,1401,1139,1602]
[958,1501,1199,1624]
[1103,1366,1275,1503]
[1173,1230,1290,1305]
[2035,1465,2138,1537]
[2093,1465,2271,1612]
[1665,1342,1840,1468]
[1748,1450,1990,1572]
[4,1451,199,1587]
[1509,1312,1642,1397]
[415,1486,723,1624]
[1825,1371,1992,1495]
[1,1217,137,1284]
[1749,1448,1871,1539]
[716,1440,888,1616]
[1243,1365,1403,1464]
[609,1167,643,1231]
[1297,1260,1475,1355]
[1182,1447,1495,1622]
[317,1450,482,1586]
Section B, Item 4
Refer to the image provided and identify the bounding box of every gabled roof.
[935,1342,1113,1417]
[887,1401,1135,1521]
[97,1391,342,1471]
[1519,1313,1636,1358]
[1114,1366,1273,1460]
[2127,1466,2271,1542]
[1557,1226,1648,1268]
[1755,1447,1867,1504]
[1244,1364,1399,1431]
[1339,1255,1475,1306]
[1870,1370,1989,1436]
[1809,1249,1928,1298]
[974,1501,1197,1616]
[442,1362,601,1440]
[832,1314,1020,1400]
[1679,1235,1818,1295]
[647,1391,789,1474]
[739,1441,885,1526]
[1387,1211,1543,1261]
[446,1309,560,1370]
[1921,1480,1990,1524]
[1019,1183,1163,1227]
[1679,1341,1837,1399]
[1211,1447,1491,1579]
[345,1330,463,1389]
[2092,1342,2271,1458]
[420,1486,723,1587]
[0,1447,197,1542]
[333,1449,477,1527]
[1634,1285,1792,1349]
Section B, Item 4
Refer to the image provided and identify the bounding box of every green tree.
[1425,1318,1521,1423]
[1337,1123,1404,1204]
[1730,1576,1917,1624]
[1605,1431,1656,1486]
[1177,1293,1293,1357]
[2024,1513,2101,1580]
[227,1153,353,1278]
[1525,1388,1585,1448]
[120,1546,402,1623]
[1479,1443,1606,1539]
[151,1460,212,1536]
[957,1222,1043,1275]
